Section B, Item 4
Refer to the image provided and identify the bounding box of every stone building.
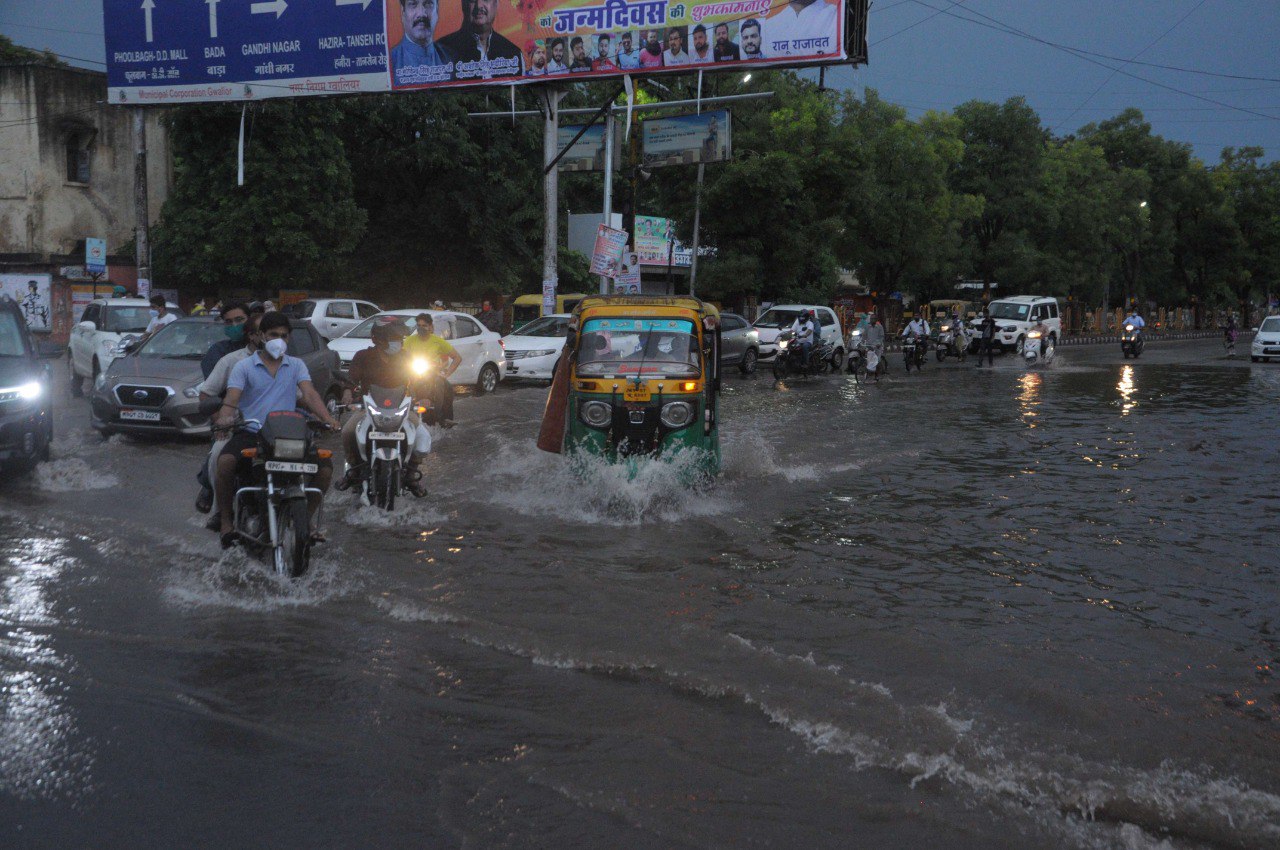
[0,62,171,340]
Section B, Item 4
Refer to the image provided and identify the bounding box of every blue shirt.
[617,49,641,69]
[227,353,312,433]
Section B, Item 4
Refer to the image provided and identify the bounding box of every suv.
[68,296,182,395]
[291,298,382,340]
[0,295,58,471]
[979,296,1062,355]
[753,305,845,365]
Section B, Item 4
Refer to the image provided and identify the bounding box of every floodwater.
[2,338,1279,849]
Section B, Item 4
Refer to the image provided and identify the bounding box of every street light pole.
[541,86,564,316]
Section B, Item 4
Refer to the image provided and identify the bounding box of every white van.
[981,296,1062,354]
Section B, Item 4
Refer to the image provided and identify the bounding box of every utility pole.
[541,87,564,316]
[133,108,152,298]
[599,109,615,296]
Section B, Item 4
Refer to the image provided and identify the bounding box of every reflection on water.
[1117,365,1137,415]
[1017,372,1041,427]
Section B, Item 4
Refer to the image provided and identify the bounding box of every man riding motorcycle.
[339,321,431,498]
[1123,310,1146,333]
[789,310,818,364]
[194,302,252,514]
[213,312,341,548]
[403,313,461,427]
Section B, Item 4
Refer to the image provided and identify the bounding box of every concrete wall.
[0,63,171,258]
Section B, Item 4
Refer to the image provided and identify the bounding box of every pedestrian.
[975,309,996,367]
[476,298,501,333]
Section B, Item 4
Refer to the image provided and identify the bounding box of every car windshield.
[136,321,226,359]
[346,315,457,340]
[513,317,569,337]
[103,305,155,332]
[754,309,805,329]
[1260,317,1280,333]
[0,312,28,356]
[577,317,700,377]
[988,302,1030,321]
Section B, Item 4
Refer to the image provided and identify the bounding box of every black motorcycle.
[772,330,832,379]
[208,401,330,578]
[902,334,927,372]
[1121,325,1144,359]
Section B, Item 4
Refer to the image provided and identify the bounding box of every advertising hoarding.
[557,123,614,172]
[634,215,691,267]
[589,225,630,276]
[642,109,730,167]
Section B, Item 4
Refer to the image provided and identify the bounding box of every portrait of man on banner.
[762,0,840,59]
[390,0,454,86]
[436,0,524,80]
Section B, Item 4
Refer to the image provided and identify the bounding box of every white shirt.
[763,0,839,59]
[904,319,929,337]
[198,347,254,397]
[663,48,691,66]
[790,318,816,342]
[145,311,177,335]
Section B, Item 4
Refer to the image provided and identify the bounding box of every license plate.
[265,461,317,474]
[370,431,406,440]
[624,387,651,402]
[120,409,160,422]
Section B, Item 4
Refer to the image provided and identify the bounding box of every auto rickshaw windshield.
[577,317,700,377]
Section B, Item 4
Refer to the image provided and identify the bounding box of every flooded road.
[2,338,1279,849]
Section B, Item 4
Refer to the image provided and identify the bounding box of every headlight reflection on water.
[1018,372,1042,429]
[1118,365,1137,416]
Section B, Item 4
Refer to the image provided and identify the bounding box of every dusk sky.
[2,1,1277,162]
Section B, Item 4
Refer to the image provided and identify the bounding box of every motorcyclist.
[403,313,462,427]
[1027,317,1050,359]
[194,302,252,515]
[975,309,997,367]
[340,321,431,498]
[1225,314,1239,357]
[213,311,341,548]
[789,310,817,365]
[196,313,263,526]
[1123,309,1146,333]
[902,315,930,362]
[863,314,885,382]
[948,308,969,355]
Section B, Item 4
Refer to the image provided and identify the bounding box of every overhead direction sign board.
[103,0,389,104]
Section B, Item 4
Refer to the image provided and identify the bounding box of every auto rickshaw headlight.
[580,400,612,429]
[660,401,694,429]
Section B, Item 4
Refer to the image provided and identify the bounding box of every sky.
[2,0,1278,162]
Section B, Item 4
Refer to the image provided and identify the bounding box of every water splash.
[33,458,118,492]
[162,546,361,612]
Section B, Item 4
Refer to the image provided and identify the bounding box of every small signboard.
[642,110,731,168]
[615,251,641,293]
[86,238,107,275]
[589,225,628,277]
[542,278,557,317]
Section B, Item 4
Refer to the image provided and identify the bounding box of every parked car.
[68,296,183,395]
[291,297,382,340]
[718,312,761,374]
[501,314,570,382]
[1251,315,1280,362]
[329,309,507,394]
[752,305,844,366]
[90,318,344,437]
[973,296,1062,355]
[0,295,57,472]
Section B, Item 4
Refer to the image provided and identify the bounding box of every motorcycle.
[343,358,435,511]
[772,330,832,379]
[902,334,927,372]
[207,401,330,579]
[1023,330,1053,367]
[1121,325,1144,359]
[935,322,969,362]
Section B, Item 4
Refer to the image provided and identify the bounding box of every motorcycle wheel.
[829,348,844,370]
[274,499,311,579]
[372,460,399,511]
[814,355,830,375]
[904,352,913,372]
[772,358,789,380]
[935,348,945,362]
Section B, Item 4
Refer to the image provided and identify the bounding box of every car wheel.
[476,363,500,395]
[829,347,844,370]
[68,354,83,397]
[739,348,758,375]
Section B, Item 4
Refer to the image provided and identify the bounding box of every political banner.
[589,224,629,277]
[1,274,52,332]
[386,0,862,91]
[642,109,730,167]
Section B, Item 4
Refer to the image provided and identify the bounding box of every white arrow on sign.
[141,0,155,43]
[206,0,220,38]
[250,0,288,18]
[334,0,374,9]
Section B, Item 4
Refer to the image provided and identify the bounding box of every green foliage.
[0,35,66,67]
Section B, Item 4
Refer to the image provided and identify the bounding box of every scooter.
[1121,325,1144,359]
[935,323,969,362]
[1023,330,1053,367]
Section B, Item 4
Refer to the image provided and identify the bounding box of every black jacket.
[436,28,523,77]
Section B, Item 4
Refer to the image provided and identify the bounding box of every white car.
[289,297,382,340]
[329,309,507,394]
[752,305,844,363]
[68,297,182,395]
[501,314,570,382]
[981,296,1062,354]
[1251,315,1280,362]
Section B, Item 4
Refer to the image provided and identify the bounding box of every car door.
[72,303,101,375]
[817,309,839,348]
[719,315,745,363]
[319,301,357,339]
[447,314,486,384]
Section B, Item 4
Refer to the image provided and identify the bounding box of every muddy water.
[1,339,1278,849]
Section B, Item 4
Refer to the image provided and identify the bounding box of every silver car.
[719,312,761,374]
[91,318,344,437]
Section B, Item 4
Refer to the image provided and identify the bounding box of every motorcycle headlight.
[580,400,612,429]
[1028,331,1042,339]
[273,438,306,460]
[372,411,403,431]
[660,401,694,429]
[940,325,950,332]
[1125,325,1135,332]
[777,339,789,350]
[411,358,430,376]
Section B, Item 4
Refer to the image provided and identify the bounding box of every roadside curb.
[878,330,1238,353]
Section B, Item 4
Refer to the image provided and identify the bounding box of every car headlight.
[0,381,43,403]
[410,358,430,376]
[273,438,306,460]
[580,400,612,429]
[1003,326,1017,333]
[183,387,200,399]
[660,401,694,429]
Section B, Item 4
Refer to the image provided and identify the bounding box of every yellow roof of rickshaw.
[575,295,718,319]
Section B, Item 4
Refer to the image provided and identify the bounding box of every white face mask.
[387,341,402,354]
[264,338,288,360]
[149,309,159,319]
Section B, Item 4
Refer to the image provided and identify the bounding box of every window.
[80,304,101,327]
[1047,302,1059,319]
[326,302,355,319]
[357,302,380,319]
[719,316,743,331]
[293,301,316,319]
[818,310,836,327]
[65,134,91,183]
[453,316,481,339]
[0,312,29,356]
[289,327,316,355]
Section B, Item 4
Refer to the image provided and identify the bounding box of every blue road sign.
[103,0,389,104]
[85,238,107,275]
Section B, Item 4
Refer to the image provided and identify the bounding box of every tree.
[153,100,366,295]
[0,35,66,67]
[1219,147,1280,314]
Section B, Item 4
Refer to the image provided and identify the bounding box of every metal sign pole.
[600,109,615,296]
[133,108,152,298]
[689,71,705,298]
[542,86,564,316]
